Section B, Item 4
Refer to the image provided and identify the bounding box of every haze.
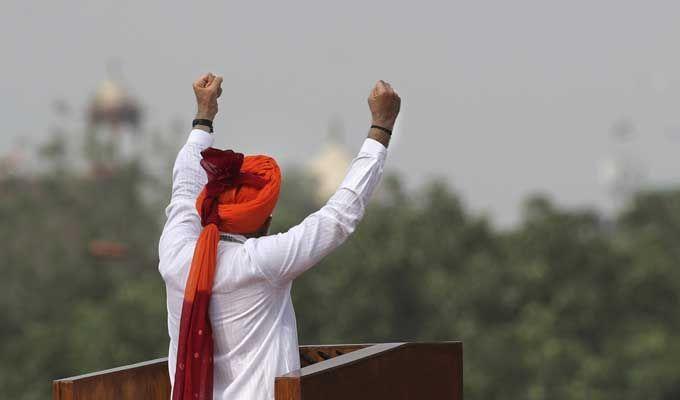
[2,0,680,225]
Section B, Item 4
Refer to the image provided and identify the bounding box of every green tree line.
[1,153,680,399]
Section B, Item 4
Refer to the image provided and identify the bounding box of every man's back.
[161,237,299,399]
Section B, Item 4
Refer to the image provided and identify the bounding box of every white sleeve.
[244,138,387,285]
[158,129,214,263]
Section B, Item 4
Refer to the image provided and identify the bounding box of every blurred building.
[598,118,647,212]
[308,117,352,203]
[86,79,143,174]
[0,148,26,178]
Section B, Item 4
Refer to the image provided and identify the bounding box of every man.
[159,73,401,399]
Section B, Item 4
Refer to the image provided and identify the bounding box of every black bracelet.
[192,119,214,133]
[370,124,392,135]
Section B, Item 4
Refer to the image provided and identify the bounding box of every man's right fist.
[368,80,401,131]
[193,73,223,121]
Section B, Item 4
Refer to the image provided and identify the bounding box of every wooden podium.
[53,342,462,399]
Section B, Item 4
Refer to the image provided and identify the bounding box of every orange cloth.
[173,150,281,400]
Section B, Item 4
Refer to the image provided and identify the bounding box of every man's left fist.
[193,73,223,121]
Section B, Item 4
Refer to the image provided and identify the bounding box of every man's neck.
[220,233,246,243]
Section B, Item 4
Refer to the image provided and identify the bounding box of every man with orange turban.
[159,73,400,400]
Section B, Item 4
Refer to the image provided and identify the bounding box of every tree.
[0,162,167,399]
[4,137,680,399]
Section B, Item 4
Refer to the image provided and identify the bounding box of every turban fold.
[172,148,281,400]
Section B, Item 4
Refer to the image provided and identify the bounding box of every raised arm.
[245,80,401,285]
[159,73,223,262]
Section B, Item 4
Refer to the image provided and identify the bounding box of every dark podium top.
[53,342,462,400]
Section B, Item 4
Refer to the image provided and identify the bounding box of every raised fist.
[368,80,401,131]
[193,73,223,121]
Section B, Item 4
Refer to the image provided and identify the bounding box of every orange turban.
[173,148,281,400]
[196,154,281,234]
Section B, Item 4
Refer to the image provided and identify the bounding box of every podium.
[53,342,462,399]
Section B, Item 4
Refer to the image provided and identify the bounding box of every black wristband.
[370,124,392,135]
[192,119,214,133]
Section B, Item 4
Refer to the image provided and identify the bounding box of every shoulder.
[159,239,197,289]
[212,240,278,292]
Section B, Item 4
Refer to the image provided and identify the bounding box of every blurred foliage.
[2,143,680,399]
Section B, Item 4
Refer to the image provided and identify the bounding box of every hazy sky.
[2,0,680,225]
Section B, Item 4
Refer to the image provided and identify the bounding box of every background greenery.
[2,141,680,399]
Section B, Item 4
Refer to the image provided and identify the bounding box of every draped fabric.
[172,148,281,400]
[172,223,218,400]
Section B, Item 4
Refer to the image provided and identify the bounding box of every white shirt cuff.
[360,138,388,158]
[187,129,214,147]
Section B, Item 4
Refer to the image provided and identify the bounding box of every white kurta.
[158,129,387,399]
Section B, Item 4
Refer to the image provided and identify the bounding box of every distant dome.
[94,80,126,109]
[308,141,352,202]
[88,80,141,128]
[598,155,646,198]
